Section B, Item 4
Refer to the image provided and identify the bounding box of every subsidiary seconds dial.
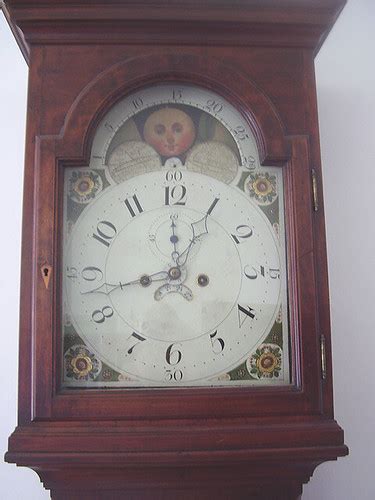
[65,169,281,385]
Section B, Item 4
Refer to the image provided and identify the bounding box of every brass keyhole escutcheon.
[40,264,52,289]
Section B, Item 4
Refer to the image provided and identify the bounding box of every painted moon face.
[143,107,196,157]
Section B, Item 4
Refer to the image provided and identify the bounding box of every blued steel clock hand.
[169,214,180,263]
[177,213,209,267]
[80,270,169,295]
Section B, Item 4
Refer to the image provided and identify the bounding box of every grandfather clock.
[4,1,348,498]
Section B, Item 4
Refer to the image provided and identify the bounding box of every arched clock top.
[55,54,289,167]
[60,78,291,390]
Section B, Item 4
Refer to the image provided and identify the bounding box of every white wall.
[0,1,374,498]
[304,0,375,497]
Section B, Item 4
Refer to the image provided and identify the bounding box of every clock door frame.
[23,54,320,422]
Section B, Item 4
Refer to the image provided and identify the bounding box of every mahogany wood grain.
[3,0,347,62]
[4,1,348,498]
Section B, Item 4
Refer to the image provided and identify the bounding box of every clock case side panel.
[303,50,337,418]
[16,52,331,421]
[6,44,347,498]
[16,46,45,425]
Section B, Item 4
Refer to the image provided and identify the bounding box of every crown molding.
[3,0,347,63]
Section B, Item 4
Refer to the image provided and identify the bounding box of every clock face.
[62,84,290,387]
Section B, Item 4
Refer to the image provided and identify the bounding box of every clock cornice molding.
[3,0,346,65]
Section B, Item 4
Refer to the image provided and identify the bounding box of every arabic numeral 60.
[165,170,183,182]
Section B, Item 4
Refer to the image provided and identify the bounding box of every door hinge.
[311,168,319,212]
[320,334,327,380]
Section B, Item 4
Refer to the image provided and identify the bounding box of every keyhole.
[41,264,52,289]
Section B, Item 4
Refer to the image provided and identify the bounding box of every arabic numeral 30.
[165,369,183,381]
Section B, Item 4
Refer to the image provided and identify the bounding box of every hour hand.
[177,214,209,267]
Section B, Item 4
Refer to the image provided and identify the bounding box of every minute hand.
[80,270,169,296]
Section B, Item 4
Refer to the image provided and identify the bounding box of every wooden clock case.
[4,1,348,498]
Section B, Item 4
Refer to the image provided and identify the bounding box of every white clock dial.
[64,169,281,385]
[62,83,289,387]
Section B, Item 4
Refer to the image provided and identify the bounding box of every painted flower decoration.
[247,343,282,379]
[65,345,102,381]
[102,369,113,381]
[246,172,277,206]
[68,170,103,204]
